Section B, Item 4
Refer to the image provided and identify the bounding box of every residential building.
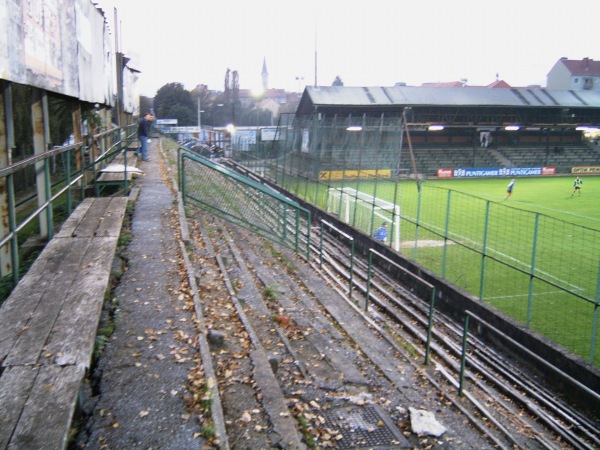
[547,57,600,91]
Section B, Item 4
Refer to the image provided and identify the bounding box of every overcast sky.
[94,0,600,97]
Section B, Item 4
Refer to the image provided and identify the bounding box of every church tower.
[262,57,269,91]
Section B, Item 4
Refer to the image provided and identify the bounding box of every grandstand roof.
[298,86,600,111]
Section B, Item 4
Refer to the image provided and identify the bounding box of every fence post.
[349,239,355,301]
[319,222,324,269]
[314,144,321,205]
[424,286,437,365]
[479,201,491,301]
[43,155,53,240]
[392,180,400,249]
[459,314,470,396]
[7,174,18,286]
[65,148,72,215]
[590,259,600,364]
[79,140,85,199]
[527,214,541,327]
[413,185,423,260]
[442,190,451,277]
[177,147,182,192]
[366,250,373,311]
[122,143,129,196]
[181,155,186,205]
[305,210,311,260]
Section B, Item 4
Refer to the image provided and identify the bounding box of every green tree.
[153,83,196,125]
[139,96,153,115]
[237,108,273,127]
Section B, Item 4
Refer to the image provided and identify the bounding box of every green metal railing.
[0,124,135,290]
[319,220,354,300]
[178,148,311,258]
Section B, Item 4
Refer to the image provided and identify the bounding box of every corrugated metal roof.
[303,86,600,109]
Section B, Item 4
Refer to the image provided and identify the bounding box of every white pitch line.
[485,289,568,301]
[496,199,600,226]
[414,219,586,292]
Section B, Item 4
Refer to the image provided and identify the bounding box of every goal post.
[326,187,400,251]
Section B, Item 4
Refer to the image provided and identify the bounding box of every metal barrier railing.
[0,124,136,289]
[365,248,436,364]
[319,220,355,300]
[178,147,311,259]
[459,310,600,404]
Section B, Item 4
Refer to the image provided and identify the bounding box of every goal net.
[326,187,400,251]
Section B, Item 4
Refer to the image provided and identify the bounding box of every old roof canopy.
[296,86,600,127]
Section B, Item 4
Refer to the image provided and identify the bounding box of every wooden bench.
[95,149,141,195]
[0,196,128,449]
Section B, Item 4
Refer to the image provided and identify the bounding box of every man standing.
[504,179,515,199]
[136,112,154,161]
[572,176,583,197]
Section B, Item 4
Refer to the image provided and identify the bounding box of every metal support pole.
[366,250,373,311]
[527,214,541,327]
[7,175,18,286]
[590,258,600,363]
[479,201,490,300]
[123,140,129,195]
[459,314,470,396]
[401,108,420,192]
[348,239,354,301]
[321,220,354,300]
[441,191,451,277]
[414,185,422,260]
[424,287,437,365]
[66,148,72,215]
[181,155,187,204]
[319,222,324,269]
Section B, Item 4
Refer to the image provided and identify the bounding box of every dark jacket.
[138,117,152,137]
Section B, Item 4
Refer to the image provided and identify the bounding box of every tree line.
[143,81,299,128]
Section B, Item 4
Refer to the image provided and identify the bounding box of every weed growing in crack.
[297,415,316,447]
[265,242,295,275]
[201,423,216,438]
[262,284,279,302]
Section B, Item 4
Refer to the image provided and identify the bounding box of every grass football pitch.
[296,175,600,364]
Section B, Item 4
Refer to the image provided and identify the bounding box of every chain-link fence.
[404,185,600,365]
[229,114,600,365]
[179,149,311,258]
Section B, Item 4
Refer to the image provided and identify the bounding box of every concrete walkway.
[80,143,205,449]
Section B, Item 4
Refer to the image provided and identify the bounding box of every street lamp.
[295,76,304,94]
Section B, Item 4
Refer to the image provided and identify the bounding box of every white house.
[547,57,600,91]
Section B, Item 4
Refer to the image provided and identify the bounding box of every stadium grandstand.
[280,85,600,178]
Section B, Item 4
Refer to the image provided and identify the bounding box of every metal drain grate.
[320,404,410,449]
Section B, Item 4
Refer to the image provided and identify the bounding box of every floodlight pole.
[402,108,420,192]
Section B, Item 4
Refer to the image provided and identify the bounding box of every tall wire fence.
[229,113,600,365]
[178,148,311,258]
